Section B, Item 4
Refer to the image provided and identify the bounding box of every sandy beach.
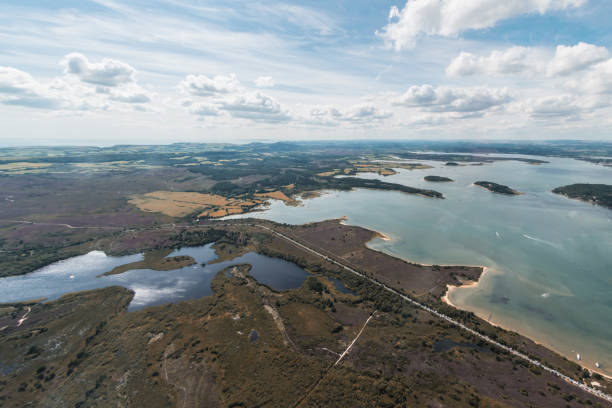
[442,268,612,380]
[442,267,490,307]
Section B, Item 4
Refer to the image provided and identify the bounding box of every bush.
[306,277,324,293]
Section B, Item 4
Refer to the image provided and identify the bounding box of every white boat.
[577,353,581,361]
[595,362,601,368]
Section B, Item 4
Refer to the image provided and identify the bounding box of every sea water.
[229,155,612,375]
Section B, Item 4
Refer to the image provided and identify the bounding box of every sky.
[1,0,612,146]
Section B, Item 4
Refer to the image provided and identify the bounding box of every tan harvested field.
[129,190,267,219]
[202,209,230,218]
[317,170,339,177]
[198,198,265,218]
[0,162,51,170]
[72,161,162,171]
[129,191,231,217]
[0,162,52,174]
[349,162,433,177]
[225,206,244,215]
[255,190,298,205]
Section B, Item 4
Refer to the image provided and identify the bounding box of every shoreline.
[354,219,611,381]
[442,270,612,380]
[441,267,490,307]
[472,182,523,196]
[363,226,487,270]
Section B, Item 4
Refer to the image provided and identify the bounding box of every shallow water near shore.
[230,155,612,376]
[0,244,308,311]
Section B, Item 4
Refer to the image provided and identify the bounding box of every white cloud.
[523,95,583,118]
[566,59,612,94]
[61,52,135,86]
[339,104,392,122]
[547,42,610,76]
[446,47,543,77]
[180,73,289,123]
[219,92,290,123]
[378,0,586,50]
[180,74,242,97]
[189,102,220,117]
[254,76,275,88]
[392,85,512,113]
[1,54,152,112]
[0,66,67,109]
[447,43,609,78]
[108,90,151,104]
[0,66,40,95]
[306,104,392,126]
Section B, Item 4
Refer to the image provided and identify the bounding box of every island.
[102,250,196,276]
[445,162,460,166]
[474,181,521,195]
[424,175,454,182]
[552,183,612,209]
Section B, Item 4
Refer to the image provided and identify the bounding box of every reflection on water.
[0,244,308,311]
[228,155,612,375]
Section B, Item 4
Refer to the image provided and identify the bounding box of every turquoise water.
[230,156,612,375]
[0,244,308,311]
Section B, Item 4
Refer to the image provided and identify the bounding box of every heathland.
[1,141,612,406]
[1,220,610,407]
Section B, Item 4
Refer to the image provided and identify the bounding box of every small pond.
[0,244,309,311]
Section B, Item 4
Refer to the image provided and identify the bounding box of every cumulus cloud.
[108,91,151,104]
[180,73,242,96]
[1,54,152,112]
[219,92,290,122]
[0,67,40,95]
[307,104,392,125]
[180,73,290,123]
[254,76,275,88]
[0,66,66,109]
[189,103,220,117]
[61,53,135,86]
[378,0,586,50]
[447,43,609,78]
[547,43,610,76]
[566,59,612,94]
[446,47,542,77]
[392,85,512,113]
[523,95,583,118]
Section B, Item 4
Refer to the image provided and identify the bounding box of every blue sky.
[1,0,612,145]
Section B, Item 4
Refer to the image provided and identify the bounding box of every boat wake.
[522,234,560,249]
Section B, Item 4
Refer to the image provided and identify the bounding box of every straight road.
[3,218,611,403]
